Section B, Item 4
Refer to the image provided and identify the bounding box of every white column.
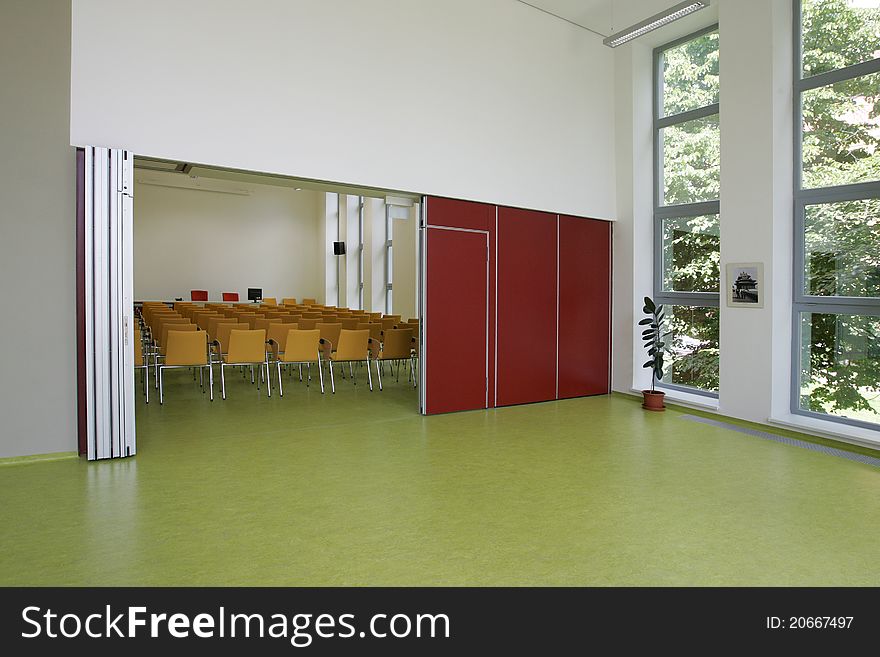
[717,0,793,422]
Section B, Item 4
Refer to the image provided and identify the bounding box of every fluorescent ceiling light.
[603,1,710,48]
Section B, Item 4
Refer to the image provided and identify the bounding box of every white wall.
[70,0,616,219]
[133,174,322,302]
[0,0,76,458]
[391,204,419,321]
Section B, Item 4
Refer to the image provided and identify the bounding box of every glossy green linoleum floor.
[2,367,880,586]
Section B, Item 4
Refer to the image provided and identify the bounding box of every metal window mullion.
[655,103,719,130]
[795,180,880,203]
[654,293,720,307]
[655,200,720,218]
[795,56,880,93]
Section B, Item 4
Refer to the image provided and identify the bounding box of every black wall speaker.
[333,241,346,256]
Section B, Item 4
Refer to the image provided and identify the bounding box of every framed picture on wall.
[726,263,763,308]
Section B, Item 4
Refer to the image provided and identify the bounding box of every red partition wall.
[424,226,489,414]
[558,215,611,398]
[495,207,558,407]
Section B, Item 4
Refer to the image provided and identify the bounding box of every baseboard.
[0,451,79,467]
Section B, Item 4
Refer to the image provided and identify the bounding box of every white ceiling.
[519,0,718,45]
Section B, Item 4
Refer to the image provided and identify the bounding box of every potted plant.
[639,296,668,411]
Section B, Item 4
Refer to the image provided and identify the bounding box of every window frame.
[792,0,880,431]
[652,24,721,399]
[384,203,393,315]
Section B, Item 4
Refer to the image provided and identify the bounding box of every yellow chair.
[340,318,361,330]
[297,318,318,330]
[281,297,297,306]
[211,322,250,362]
[302,311,323,320]
[158,330,212,404]
[326,329,374,393]
[301,298,317,306]
[374,328,416,390]
[261,297,277,306]
[275,329,324,395]
[317,322,343,351]
[220,329,270,399]
[381,316,400,330]
[266,322,296,359]
[208,316,239,341]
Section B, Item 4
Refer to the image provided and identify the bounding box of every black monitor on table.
[247,287,262,302]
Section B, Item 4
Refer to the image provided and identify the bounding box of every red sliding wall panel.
[425,196,494,231]
[425,227,489,414]
[558,216,611,398]
[495,207,557,406]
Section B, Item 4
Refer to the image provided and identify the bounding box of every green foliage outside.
[658,0,880,417]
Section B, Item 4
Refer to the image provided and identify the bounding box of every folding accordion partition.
[420,196,611,415]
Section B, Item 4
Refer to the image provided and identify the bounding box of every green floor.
[2,366,880,586]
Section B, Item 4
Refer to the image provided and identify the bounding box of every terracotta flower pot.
[642,390,666,412]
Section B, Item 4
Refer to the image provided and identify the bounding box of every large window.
[653,26,720,395]
[795,0,880,429]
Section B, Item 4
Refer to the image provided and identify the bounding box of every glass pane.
[799,312,880,425]
[661,31,719,117]
[802,71,880,188]
[661,214,720,292]
[661,114,720,205]
[804,198,880,297]
[661,305,720,392]
[801,0,880,78]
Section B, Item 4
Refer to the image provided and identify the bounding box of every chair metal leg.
[317,358,325,393]
[265,361,271,397]
[411,357,417,387]
[221,363,227,400]
[159,367,164,405]
[376,358,383,391]
[329,360,336,393]
[208,364,214,401]
[366,356,373,391]
[306,362,310,387]
[277,362,283,397]
[144,368,150,403]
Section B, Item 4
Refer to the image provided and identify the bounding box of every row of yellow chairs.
[138,302,418,404]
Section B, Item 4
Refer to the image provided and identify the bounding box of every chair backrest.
[216,322,250,352]
[368,312,383,321]
[333,329,369,361]
[222,292,239,302]
[154,317,188,343]
[254,318,272,332]
[340,318,360,330]
[226,329,267,364]
[281,329,320,363]
[190,290,208,301]
[380,328,414,360]
[301,298,317,306]
[317,322,343,349]
[296,318,318,330]
[381,317,398,330]
[281,297,297,306]
[208,316,238,340]
[165,330,208,366]
[161,322,196,351]
[302,312,323,320]
[261,297,277,306]
[134,334,144,366]
[364,323,383,342]
[267,322,296,353]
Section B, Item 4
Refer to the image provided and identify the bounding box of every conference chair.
[359,322,383,344]
[301,298,317,306]
[219,329,271,399]
[275,329,324,395]
[296,318,318,330]
[340,318,361,330]
[381,317,399,330]
[211,322,250,363]
[302,312,323,320]
[281,297,297,306]
[208,316,239,341]
[158,330,212,404]
[317,322,343,352]
[324,329,374,393]
[154,322,198,388]
[374,328,417,390]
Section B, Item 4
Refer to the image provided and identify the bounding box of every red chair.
[190,290,208,301]
[222,292,239,302]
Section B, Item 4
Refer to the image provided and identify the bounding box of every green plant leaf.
[638,318,653,325]
[643,360,654,369]
[644,297,656,313]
